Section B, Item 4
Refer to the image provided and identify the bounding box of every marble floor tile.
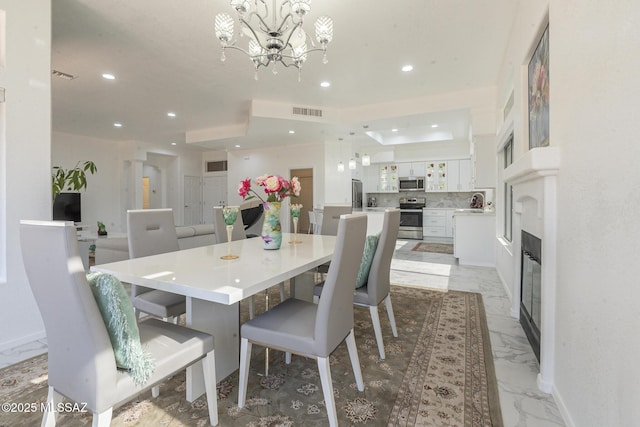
[0,338,47,369]
[392,239,565,426]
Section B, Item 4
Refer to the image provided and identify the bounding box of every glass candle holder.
[289,203,302,244]
[221,206,240,260]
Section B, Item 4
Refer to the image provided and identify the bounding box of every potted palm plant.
[51,160,98,201]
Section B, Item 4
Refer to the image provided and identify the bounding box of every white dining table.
[90,232,337,401]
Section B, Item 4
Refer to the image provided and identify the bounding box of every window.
[503,135,513,242]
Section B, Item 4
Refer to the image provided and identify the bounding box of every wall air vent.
[292,106,323,118]
[205,160,228,173]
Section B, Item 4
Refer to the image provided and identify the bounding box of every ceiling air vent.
[292,106,323,118]
[52,70,77,80]
[205,160,228,173]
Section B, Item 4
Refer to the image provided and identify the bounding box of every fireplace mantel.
[504,147,560,185]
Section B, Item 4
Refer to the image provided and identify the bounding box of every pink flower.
[291,176,301,197]
[263,175,282,193]
[255,174,268,186]
[237,178,251,198]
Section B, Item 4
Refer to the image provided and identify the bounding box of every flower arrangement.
[238,174,301,203]
[290,203,303,218]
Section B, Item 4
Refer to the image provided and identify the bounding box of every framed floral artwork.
[528,25,549,149]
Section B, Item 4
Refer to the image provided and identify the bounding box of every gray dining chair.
[19,220,218,426]
[237,214,367,427]
[315,205,353,276]
[213,206,285,318]
[319,204,353,235]
[127,209,186,323]
[314,209,400,359]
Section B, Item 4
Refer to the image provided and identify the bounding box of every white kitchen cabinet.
[425,162,447,191]
[422,209,455,241]
[447,159,473,191]
[377,164,398,192]
[453,212,496,266]
[398,162,426,178]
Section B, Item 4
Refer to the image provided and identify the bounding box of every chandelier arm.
[244,11,273,34]
[275,12,297,35]
[279,17,303,49]
[224,44,273,68]
[238,16,271,53]
[276,59,301,69]
[280,46,326,59]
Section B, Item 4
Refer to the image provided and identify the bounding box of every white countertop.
[453,209,495,216]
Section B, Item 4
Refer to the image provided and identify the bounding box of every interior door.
[203,176,227,224]
[183,175,202,225]
[290,168,313,234]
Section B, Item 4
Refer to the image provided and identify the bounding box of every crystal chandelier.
[214,0,334,80]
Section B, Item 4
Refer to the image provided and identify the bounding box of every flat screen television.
[53,192,81,223]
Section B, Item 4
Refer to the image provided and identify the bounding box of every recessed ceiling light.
[235,144,241,148]
[320,81,331,88]
[289,130,295,134]
[171,142,177,146]
[102,73,115,80]
[391,128,398,132]
[401,65,414,72]
[167,112,176,117]
[113,122,122,127]
[431,124,439,128]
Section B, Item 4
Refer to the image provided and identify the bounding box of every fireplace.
[520,230,541,362]
[504,146,560,393]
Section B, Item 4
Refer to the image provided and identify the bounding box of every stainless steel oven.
[398,197,426,239]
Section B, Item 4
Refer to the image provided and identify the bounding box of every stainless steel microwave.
[399,177,425,191]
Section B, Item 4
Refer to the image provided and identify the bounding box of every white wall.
[52,132,126,232]
[551,1,640,426]
[52,135,204,231]
[0,0,51,351]
[324,141,352,205]
[495,1,640,425]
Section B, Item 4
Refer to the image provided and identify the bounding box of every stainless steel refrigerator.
[352,179,363,208]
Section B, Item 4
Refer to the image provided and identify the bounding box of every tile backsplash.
[366,191,485,209]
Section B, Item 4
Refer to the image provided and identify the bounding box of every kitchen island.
[453,210,496,267]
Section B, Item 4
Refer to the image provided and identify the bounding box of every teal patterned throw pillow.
[86,272,155,386]
[355,234,380,288]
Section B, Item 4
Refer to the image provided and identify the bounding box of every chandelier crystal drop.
[214,0,333,77]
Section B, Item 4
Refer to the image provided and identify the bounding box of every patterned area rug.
[412,242,454,254]
[0,286,502,427]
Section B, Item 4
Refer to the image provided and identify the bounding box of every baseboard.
[552,383,576,427]
[0,329,46,353]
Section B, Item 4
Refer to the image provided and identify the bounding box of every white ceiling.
[51,0,519,152]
